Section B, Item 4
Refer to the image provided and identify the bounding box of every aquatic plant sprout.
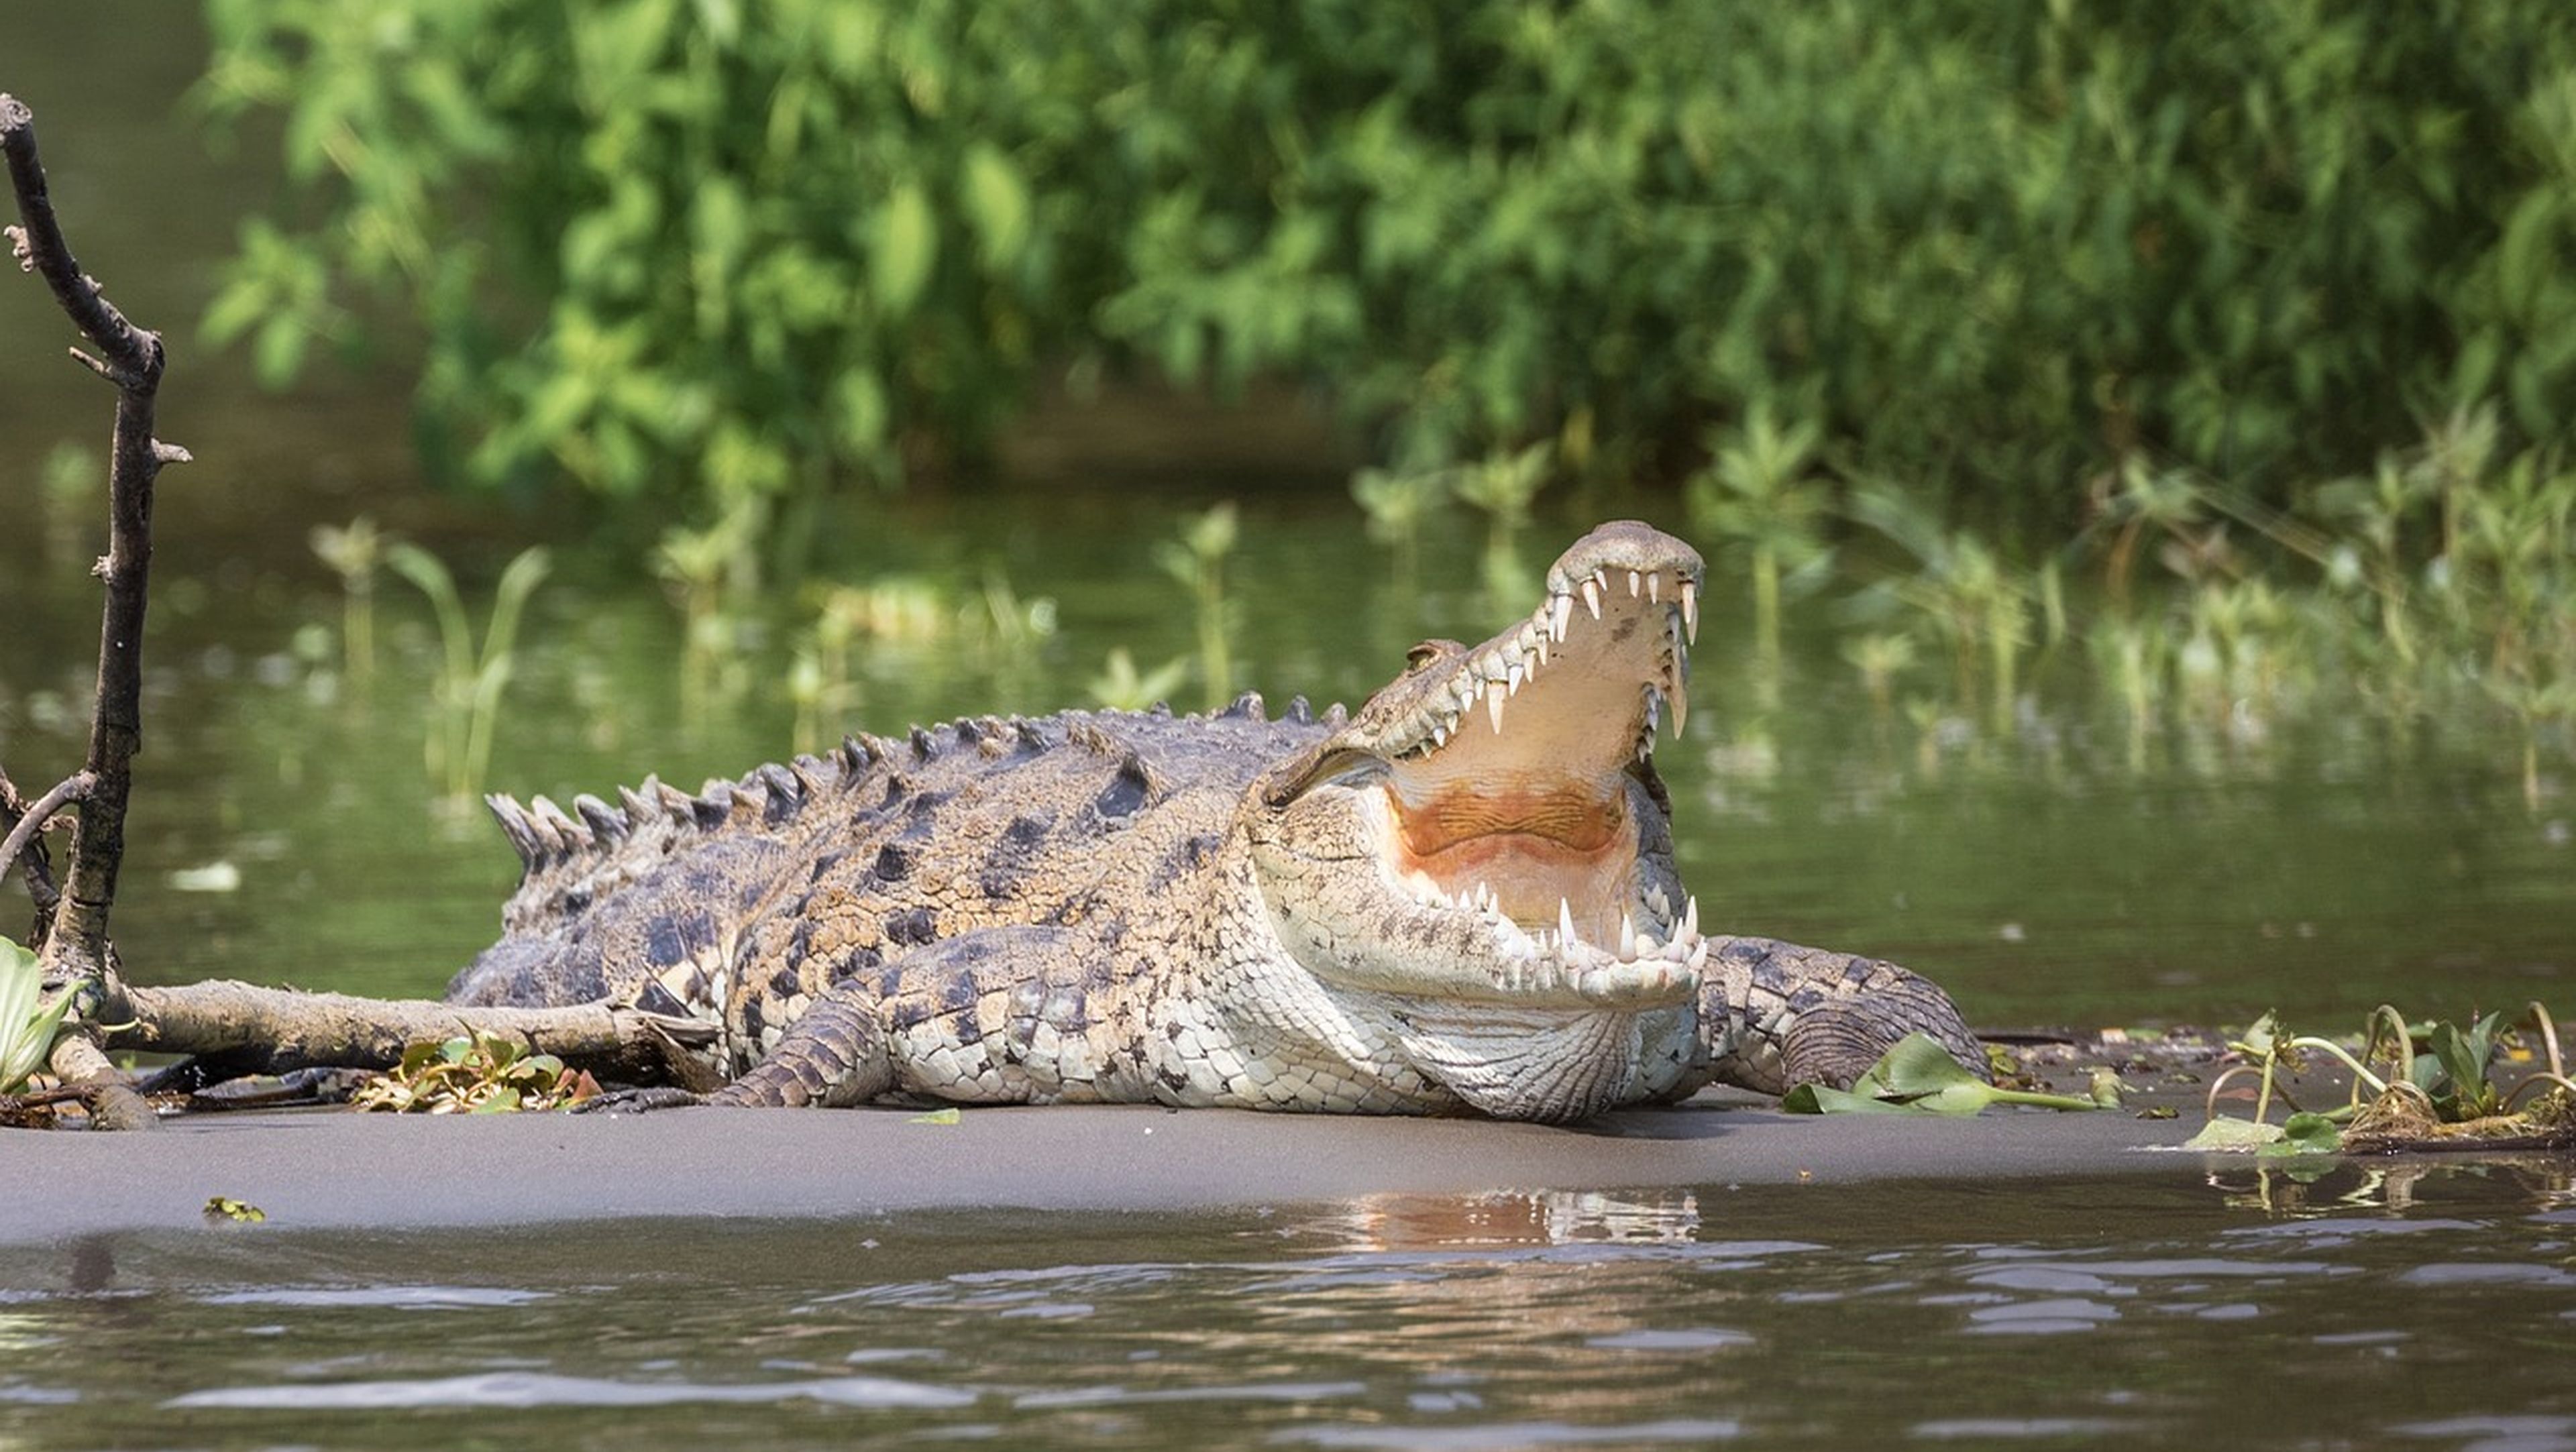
[2192,1003,2575,1154]
[0,936,79,1095]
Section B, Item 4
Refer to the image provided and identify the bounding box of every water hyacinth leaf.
[1780,1083,1916,1115]
[2256,1111,2343,1158]
[910,1107,962,1125]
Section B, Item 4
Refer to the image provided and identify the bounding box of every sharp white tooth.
[1558,897,1577,946]
[1680,580,1699,643]
[1683,895,1701,939]
[1505,661,1523,694]
[1580,576,1603,620]
[1648,571,1661,604]
[1627,569,1642,598]
[1669,673,1689,734]
[1432,722,1449,748]
[1688,938,1710,970]
[1619,913,1638,958]
[1534,632,1549,667]
[1550,592,1573,642]
[1644,690,1662,733]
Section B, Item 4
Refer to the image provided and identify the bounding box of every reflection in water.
[1322,1188,1706,1251]
[3,1169,2574,1449]
[2207,1155,2576,1217]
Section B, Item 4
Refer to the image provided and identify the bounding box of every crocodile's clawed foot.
[568,1085,709,1115]
[1778,991,1989,1093]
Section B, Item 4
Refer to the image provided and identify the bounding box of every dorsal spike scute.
[527,795,586,857]
[837,736,869,772]
[1224,690,1265,720]
[1120,751,1165,799]
[487,795,540,867]
[970,717,1012,759]
[691,782,734,832]
[953,719,983,746]
[1014,718,1048,752]
[1322,703,1350,726]
[655,780,696,818]
[1285,695,1313,724]
[616,783,661,824]
[790,754,833,795]
[910,726,938,761]
[1148,700,1173,718]
[573,794,627,842]
[757,761,801,801]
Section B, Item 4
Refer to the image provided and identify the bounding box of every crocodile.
[446,521,1984,1121]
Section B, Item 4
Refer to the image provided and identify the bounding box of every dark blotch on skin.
[1092,762,1150,821]
[645,916,687,967]
[885,907,938,946]
[873,843,912,881]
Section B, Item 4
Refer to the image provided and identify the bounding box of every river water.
[3,13,2574,1451]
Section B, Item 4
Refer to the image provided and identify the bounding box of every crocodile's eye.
[1404,640,1462,673]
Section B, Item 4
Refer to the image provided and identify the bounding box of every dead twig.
[0,771,93,897]
[3,94,191,1000]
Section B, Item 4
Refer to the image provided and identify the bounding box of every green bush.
[201,0,2576,533]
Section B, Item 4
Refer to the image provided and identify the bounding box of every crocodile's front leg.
[712,923,1091,1108]
[1696,935,1986,1096]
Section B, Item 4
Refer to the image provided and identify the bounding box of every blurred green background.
[0,1,2568,1029]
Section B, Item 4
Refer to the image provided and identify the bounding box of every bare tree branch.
[2,94,188,1000]
[0,767,66,937]
[0,772,93,895]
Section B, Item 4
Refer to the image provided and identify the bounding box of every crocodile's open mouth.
[1376,548,1698,952]
[1252,522,1709,1015]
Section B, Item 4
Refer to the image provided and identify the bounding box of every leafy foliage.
[200,1,2576,530]
[1781,1031,2108,1116]
[2192,1002,2576,1155]
[350,1029,597,1113]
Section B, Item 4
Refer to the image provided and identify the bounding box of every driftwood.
[100,981,720,1088]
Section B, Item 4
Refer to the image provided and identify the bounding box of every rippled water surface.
[7,1168,2576,1451]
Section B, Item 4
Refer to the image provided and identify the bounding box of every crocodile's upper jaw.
[1250,521,1707,1036]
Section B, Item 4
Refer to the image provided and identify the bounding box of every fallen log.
[99,980,720,1090]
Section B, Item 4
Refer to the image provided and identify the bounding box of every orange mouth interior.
[1385,771,1641,944]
